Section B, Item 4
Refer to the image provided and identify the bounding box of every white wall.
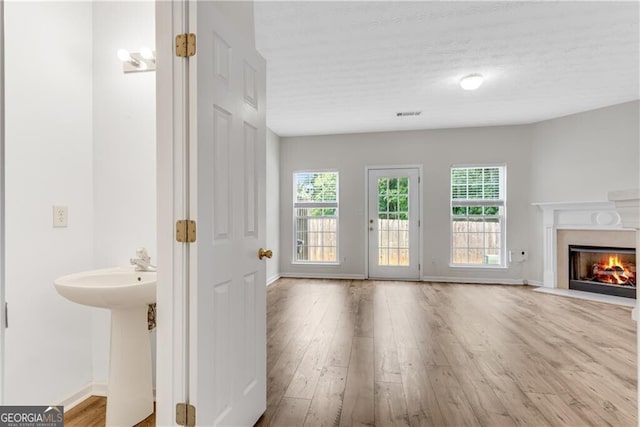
[3,0,156,404]
[4,1,94,404]
[92,0,156,385]
[280,125,533,283]
[280,101,639,285]
[266,129,280,283]
[530,101,639,203]
[527,101,640,283]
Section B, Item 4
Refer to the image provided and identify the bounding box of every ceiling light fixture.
[460,74,484,91]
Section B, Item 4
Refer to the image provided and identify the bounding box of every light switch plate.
[53,206,68,228]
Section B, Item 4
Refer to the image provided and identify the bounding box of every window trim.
[449,164,507,269]
[292,170,340,265]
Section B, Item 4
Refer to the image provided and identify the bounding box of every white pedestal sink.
[54,266,156,426]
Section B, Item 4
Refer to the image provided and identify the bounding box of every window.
[293,171,338,263]
[451,165,506,267]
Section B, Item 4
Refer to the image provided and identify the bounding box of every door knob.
[258,248,273,260]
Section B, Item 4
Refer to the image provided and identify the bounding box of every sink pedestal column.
[106,306,154,427]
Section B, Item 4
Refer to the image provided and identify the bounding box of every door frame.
[0,0,5,404]
[364,165,423,281]
[155,1,190,425]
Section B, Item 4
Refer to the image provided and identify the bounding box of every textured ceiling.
[253,1,640,137]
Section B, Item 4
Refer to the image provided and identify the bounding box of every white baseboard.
[59,382,107,410]
[58,383,92,410]
[280,272,366,280]
[92,382,108,397]
[59,382,157,410]
[266,274,281,286]
[280,273,521,284]
[421,276,525,285]
[533,287,636,308]
[525,279,544,287]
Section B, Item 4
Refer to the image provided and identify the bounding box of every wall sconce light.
[117,47,156,73]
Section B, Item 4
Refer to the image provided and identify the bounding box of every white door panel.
[190,2,266,425]
[368,168,420,280]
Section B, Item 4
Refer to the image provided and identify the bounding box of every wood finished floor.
[65,279,636,426]
[257,279,636,427]
[64,396,154,426]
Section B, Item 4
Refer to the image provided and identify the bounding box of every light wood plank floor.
[66,279,636,426]
[64,396,154,427]
[257,279,637,427]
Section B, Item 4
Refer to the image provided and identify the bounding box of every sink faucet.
[130,248,156,272]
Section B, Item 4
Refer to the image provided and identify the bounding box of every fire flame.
[596,254,635,285]
[605,255,623,269]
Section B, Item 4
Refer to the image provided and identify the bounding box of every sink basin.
[54,266,156,309]
[54,266,156,426]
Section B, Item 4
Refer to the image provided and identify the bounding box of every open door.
[189,2,267,425]
[156,1,267,425]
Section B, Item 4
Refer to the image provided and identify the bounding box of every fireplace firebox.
[569,245,636,299]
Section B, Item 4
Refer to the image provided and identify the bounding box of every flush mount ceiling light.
[460,74,484,91]
[117,47,156,74]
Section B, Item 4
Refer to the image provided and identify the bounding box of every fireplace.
[569,245,636,299]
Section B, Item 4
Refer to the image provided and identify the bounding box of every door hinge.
[176,220,197,243]
[176,403,196,427]
[175,33,196,58]
[418,220,421,227]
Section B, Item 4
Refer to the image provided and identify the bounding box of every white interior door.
[368,168,420,280]
[190,2,267,425]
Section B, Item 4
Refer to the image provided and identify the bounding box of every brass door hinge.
[176,220,197,243]
[176,403,196,426]
[176,33,196,57]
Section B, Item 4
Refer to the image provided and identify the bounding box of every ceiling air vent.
[396,111,422,117]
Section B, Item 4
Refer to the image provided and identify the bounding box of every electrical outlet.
[53,206,68,228]
[510,249,528,263]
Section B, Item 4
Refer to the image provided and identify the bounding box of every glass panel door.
[368,168,420,279]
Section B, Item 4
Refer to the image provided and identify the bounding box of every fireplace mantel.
[533,200,630,288]
[533,201,624,230]
[609,189,640,229]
